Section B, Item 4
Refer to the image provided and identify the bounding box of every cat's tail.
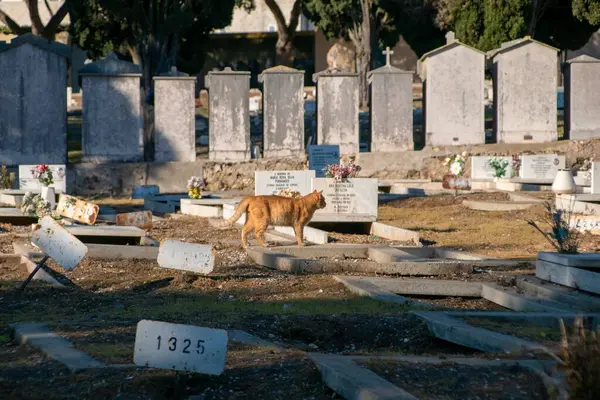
[209,197,250,230]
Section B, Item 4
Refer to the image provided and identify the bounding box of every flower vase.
[552,169,577,194]
[41,185,55,209]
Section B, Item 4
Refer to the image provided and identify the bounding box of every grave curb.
[536,259,600,295]
[516,276,600,311]
[308,353,418,400]
[462,199,537,211]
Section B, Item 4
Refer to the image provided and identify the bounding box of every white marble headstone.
[19,165,67,193]
[308,145,341,178]
[31,216,88,270]
[519,155,565,180]
[133,320,227,375]
[254,170,315,196]
[471,156,513,180]
[591,162,600,194]
[312,178,378,219]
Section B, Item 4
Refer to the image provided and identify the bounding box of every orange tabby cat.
[224,190,326,247]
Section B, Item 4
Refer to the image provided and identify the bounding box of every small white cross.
[383,46,394,67]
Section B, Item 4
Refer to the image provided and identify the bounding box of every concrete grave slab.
[538,251,600,268]
[66,224,146,245]
[272,225,329,245]
[143,193,190,214]
[0,207,38,225]
[462,199,537,211]
[11,322,104,372]
[181,203,223,218]
[157,240,215,274]
[537,259,600,295]
[309,353,418,400]
[85,243,159,260]
[517,276,600,312]
[370,222,419,245]
[0,189,40,207]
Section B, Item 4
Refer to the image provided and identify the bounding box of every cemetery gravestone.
[254,170,315,196]
[489,37,558,143]
[519,154,565,180]
[79,53,143,162]
[153,69,196,162]
[470,156,513,180]
[259,66,305,158]
[0,34,69,165]
[308,145,340,178]
[418,41,485,146]
[206,69,251,161]
[134,320,227,375]
[157,240,215,274]
[312,70,359,154]
[368,48,414,152]
[563,55,600,140]
[591,162,600,195]
[19,165,67,193]
[312,178,378,222]
[31,216,88,270]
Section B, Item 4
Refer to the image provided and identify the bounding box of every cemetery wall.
[67,138,600,195]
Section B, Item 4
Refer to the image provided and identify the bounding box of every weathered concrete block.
[116,210,153,229]
[0,35,69,165]
[563,55,600,140]
[180,203,223,218]
[259,67,305,158]
[153,76,196,162]
[206,69,251,161]
[273,225,328,244]
[31,216,88,270]
[369,222,419,244]
[537,259,600,295]
[312,71,359,155]
[157,240,215,274]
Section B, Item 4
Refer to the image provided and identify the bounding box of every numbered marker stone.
[31,216,88,270]
[134,320,228,375]
[157,240,215,274]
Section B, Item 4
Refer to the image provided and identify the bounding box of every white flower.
[461,151,468,157]
[450,162,462,175]
[445,157,451,164]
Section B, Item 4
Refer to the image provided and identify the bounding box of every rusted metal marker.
[116,210,153,230]
[56,194,100,225]
[442,174,472,191]
[18,216,88,293]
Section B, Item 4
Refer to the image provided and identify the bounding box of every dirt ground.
[362,360,549,400]
[0,191,583,399]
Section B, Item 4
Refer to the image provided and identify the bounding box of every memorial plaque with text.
[308,145,340,178]
[312,178,378,218]
[254,170,315,196]
[519,155,565,180]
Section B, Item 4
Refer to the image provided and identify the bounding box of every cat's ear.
[319,190,323,194]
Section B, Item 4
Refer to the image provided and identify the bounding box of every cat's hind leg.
[255,222,269,247]
[241,222,253,248]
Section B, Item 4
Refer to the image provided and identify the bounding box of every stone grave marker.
[308,145,340,178]
[31,216,88,270]
[116,210,153,230]
[591,162,600,194]
[157,240,215,274]
[570,216,600,234]
[56,194,100,225]
[254,170,315,196]
[471,156,513,180]
[563,55,600,140]
[519,154,565,180]
[134,320,227,375]
[312,178,378,221]
[19,165,67,193]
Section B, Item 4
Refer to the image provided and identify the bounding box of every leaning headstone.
[308,145,340,178]
[519,154,565,180]
[206,68,251,161]
[79,53,143,162]
[157,240,215,274]
[31,216,88,270]
[368,48,414,152]
[313,70,359,154]
[489,37,559,143]
[591,162,600,195]
[134,320,227,375]
[418,41,485,146]
[259,66,305,158]
[254,170,315,196]
[153,68,196,162]
[0,34,70,165]
[56,194,100,225]
[470,156,513,180]
[19,165,67,193]
[563,55,600,140]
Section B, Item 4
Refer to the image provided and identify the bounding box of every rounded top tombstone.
[79,52,142,76]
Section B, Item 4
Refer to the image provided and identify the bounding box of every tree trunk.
[356,48,371,109]
[351,0,374,109]
[275,33,294,66]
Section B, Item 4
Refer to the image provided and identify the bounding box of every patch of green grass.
[464,318,563,342]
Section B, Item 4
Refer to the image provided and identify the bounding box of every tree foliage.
[437,0,599,52]
[0,0,68,39]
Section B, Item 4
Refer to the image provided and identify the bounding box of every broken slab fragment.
[56,194,99,225]
[116,210,153,230]
[31,216,88,270]
[157,240,215,274]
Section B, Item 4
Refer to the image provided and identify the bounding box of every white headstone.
[471,156,513,180]
[254,170,315,196]
[31,216,88,270]
[591,162,600,194]
[312,178,378,220]
[133,320,227,375]
[519,155,566,180]
[307,145,341,178]
[157,240,215,274]
[19,165,67,193]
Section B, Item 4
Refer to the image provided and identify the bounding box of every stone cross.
[383,47,394,67]
[446,31,456,44]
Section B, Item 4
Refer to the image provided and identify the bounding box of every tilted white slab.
[31,216,88,270]
[157,240,215,274]
[134,320,227,375]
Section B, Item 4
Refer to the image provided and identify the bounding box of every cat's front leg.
[293,223,305,247]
